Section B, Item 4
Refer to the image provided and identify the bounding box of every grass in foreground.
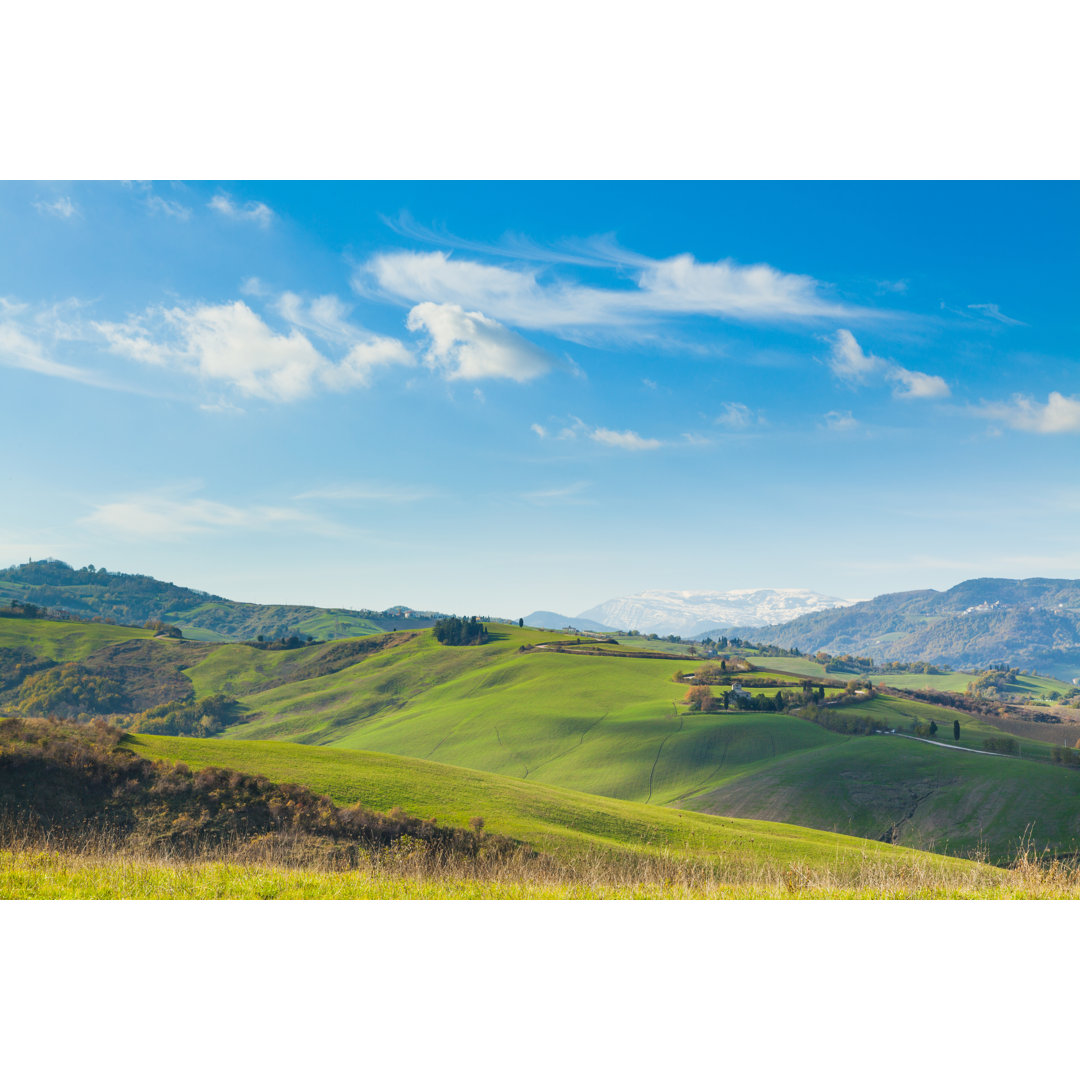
[5,841,1079,899]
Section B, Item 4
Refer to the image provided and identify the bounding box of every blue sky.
[2,180,1077,615]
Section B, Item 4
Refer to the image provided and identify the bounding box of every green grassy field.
[7,616,1080,864]
[0,616,147,659]
[682,731,1080,861]
[129,732,896,868]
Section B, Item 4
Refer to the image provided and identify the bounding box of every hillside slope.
[127,732,975,877]
[0,560,445,642]
[6,615,1080,862]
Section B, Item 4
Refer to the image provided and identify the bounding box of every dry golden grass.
[5,826,1080,898]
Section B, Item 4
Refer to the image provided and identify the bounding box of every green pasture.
[127,733,966,877]
[682,729,1080,862]
[0,617,147,660]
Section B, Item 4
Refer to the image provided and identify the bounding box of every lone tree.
[953,718,961,741]
[928,719,938,738]
[518,617,524,628]
[684,684,715,713]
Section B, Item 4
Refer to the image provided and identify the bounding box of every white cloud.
[827,329,886,384]
[876,279,909,294]
[146,194,191,220]
[826,329,949,400]
[968,302,1026,326]
[359,242,871,336]
[821,410,859,432]
[535,415,663,449]
[83,494,339,540]
[887,366,951,399]
[405,301,556,382]
[589,427,663,451]
[0,299,138,393]
[95,300,412,401]
[34,195,78,219]
[976,391,1080,434]
[209,193,274,228]
[714,401,757,428]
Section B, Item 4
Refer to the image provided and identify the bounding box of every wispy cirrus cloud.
[357,233,877,340]
[146,194,192,220]
[714,401,765,428]
[974,391,1080,434]
[209,193,274,228]
[33,195,79,219]
[826,329,949,399]
[821,410,859,432]
[531,416,664,450]
[589,427,663,451]
[968,302,1026,326]
[82,492,346,540]
[520,480,593,505]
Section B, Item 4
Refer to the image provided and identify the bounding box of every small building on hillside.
[729,681,752,701]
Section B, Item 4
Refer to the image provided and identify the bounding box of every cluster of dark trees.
[1051,745,1080,768]
[684,682,828,714]
[249,633,316,651]
[1,600,109,625]
[124,693,242,737]
[10,662,128,720]
[433,615,489,647]
[824,654,949,675]
[902,686,1062,726]
[799,701,888,735]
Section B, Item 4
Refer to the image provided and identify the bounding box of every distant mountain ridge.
[0,560,447,642]
[732,577,1080,679]
[522,611,617,633]
[576,588,856,638]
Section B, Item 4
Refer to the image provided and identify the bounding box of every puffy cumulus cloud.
[95,300,413,402]
[826,329,949,400]
[358,241,871,336]
[887,367,951,400]
[589,427,663,451]
[976,391,1080,434]
[208,193,274,227]
[405,301,556,382]
[827,329,884,384]
[82,494,341,540]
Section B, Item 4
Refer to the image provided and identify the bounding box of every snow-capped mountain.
[576,589,857,638]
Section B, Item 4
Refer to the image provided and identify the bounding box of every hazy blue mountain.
[730,578,1080,677]
[522,611,616,633]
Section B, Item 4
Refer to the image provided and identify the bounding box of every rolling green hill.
[0,559,446,641]
[126,732,977,878]
[6,613,1080,862]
